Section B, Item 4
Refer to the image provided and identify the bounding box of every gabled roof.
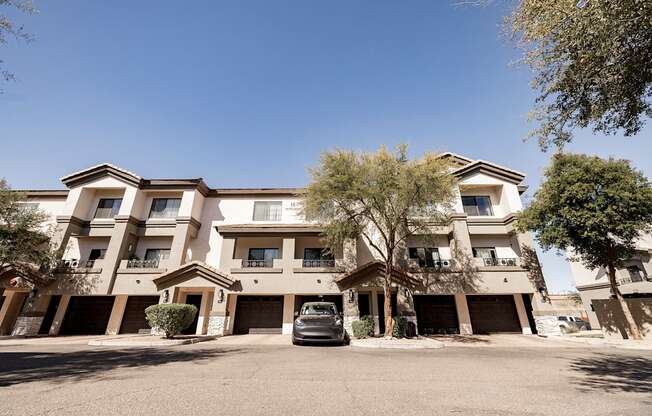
[453,160,525,184]
[152,261,235,290]
[61,163,143,188]
[438,152,475,167]
[334,260,421,289]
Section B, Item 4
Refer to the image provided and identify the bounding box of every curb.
[88,336,219,347]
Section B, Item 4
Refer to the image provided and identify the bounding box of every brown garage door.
[60,296,115,335]
[414,295,459,335]
[234,296,283,334]
[467,295,521,334]
[119,296,160,334]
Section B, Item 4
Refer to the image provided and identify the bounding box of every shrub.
[392,316,409,338]
[352,315,375,338]
[145,303,198,339]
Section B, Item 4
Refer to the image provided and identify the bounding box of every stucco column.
[0,291,28,335]
[342,289,359,336]
[105,295,128,335]
[454,294,473,335]
[397,288,417,336]
[370,289,380,335]
[196,289,213,335]
[282,294,296,335]
[224,294,238,335]
[12,291,52,336]
[451,217,473,262]
[49,295,70,335]
[207,289,228,336]
[167,220,194,268]
[282,237,296,271]
[513,294,533,335]
[219,237,236,270]
[104,216,138,294]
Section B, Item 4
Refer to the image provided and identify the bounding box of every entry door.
[182,294,203,335]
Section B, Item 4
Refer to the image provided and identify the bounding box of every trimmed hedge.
[145,303,198,339]
[352,315,375,338]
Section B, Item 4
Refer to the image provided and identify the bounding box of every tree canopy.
[304,145,457,336]
[1,0,36,88]
[508,0,652,149]
[518,153,652,339]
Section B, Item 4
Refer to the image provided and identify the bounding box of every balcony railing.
[302,259,336,268]
[57,259,99,270]
[408,259,453,269]
[242,259,274,268]
[127,259,161,269]
[481,257,519,267]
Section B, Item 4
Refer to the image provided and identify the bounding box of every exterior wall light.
[538,287,549,303]
[348,289,355,303]
[217,289,224,303]
[163,289,170,303]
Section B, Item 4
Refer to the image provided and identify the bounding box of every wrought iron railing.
[302,259,336,268]
[127,259,160,268]
[57,259,98,269]
[481,257,519,267]
[242,259,274,268]
[409,259,452,269]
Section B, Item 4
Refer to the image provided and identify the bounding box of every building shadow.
[428,334,490,344]
[569,353,652,394]
[0,346,243,387]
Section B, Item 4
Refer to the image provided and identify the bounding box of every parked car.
[557,315,591,333]
[292,302,345,345]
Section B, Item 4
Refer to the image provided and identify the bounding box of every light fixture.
[503,277,508,283]
[217,289,224,303]
[348,289,355,303]
[538,287,549,303]
[163,289,169,303]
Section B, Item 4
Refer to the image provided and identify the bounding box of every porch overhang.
[216,223,323,237]
[334,261,421,290]
[153,261,236,291]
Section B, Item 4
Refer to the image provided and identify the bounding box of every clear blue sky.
[2,1,651,292]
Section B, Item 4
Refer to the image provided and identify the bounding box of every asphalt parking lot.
[1,335,650,416]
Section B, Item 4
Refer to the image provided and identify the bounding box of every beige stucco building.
[0,153,551,338]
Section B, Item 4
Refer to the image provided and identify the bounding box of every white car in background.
[557,315,591,333]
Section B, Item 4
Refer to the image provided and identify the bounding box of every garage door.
[59,296,115,336]
[119,296,160,334]
[234,296,283,335]
[414,295,459,335]
[467,295,521,333]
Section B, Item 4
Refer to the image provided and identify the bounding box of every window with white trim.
[253,201,282,221]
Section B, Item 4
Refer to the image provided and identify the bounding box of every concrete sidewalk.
[351,336,444,349]
[87,334,218,347]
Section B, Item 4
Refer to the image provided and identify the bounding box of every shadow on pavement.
[570,353,652,394]
[0,347,242,387]
[429,335,491,344]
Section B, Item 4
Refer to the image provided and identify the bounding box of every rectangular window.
[253,201,282,221]
[472,247,498,266]
[247,248,280,267]
[408,247,441,267]
[145,249,171,261]
[303,248,335,267]
[88,249,106,260]
[94,198,122,218]
[462,196,493,216]
[627,266,645,283]
[149,198,182,218]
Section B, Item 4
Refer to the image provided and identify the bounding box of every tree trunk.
[607,259,643,340]
[384,261,394,337]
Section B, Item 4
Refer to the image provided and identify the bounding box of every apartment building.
[0,153,547,337]
[569,234,652,336]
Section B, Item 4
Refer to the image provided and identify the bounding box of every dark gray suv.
[292,302,345,345]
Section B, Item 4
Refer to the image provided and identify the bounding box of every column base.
[12,315,44,336]
[207,314,226,336]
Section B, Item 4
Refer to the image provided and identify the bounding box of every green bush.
[392,316,408,338]
[145,303,198,339]
[352,315,375,338]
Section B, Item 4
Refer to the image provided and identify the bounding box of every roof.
[334,261,422,289]
[152,261,236,290]
[453,160,525,184]
[61,163,143,187]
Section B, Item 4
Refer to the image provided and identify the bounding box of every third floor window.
[149,198,182,218]
[94,198,122,219]
[253,201,282,221]
[462,196,493,216]
[409,247,440,268]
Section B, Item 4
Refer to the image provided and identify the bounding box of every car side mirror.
[294,311,299,318]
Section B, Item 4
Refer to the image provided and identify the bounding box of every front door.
[182,294,203,335]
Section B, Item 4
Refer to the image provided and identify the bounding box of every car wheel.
[292,338,301,346]
[560,326,569,335]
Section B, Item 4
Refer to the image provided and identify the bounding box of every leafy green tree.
[1,0,36,89]
[507,0,652,149]
[304,145,457,336]
[518,153,652,340]
[0,178,58,296]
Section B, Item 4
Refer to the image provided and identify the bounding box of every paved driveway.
[1,337,650,416]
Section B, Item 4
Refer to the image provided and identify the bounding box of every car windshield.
[301,303,337,316]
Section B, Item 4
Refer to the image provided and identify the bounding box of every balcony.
[302,259,336,268]
[408,258,454,271]
[116,258,168,274]
[475,257,521,269]
[230,258,283,274]
[56,259,103,273]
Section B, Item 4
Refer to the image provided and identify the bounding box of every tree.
[0,178,58,294]
[304,145,457,336]
[1,0,36,89]
[507,0,652,150]
[518,153,652,340]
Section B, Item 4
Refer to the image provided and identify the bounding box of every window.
[558,316,568,321]
[627,266,646,283]
[462,196,493,216]
[408,247,441,268]
[253,201,282,221]
[18,202,39,212]
[149,198,182,219]
[88,249,106,260]
[247,248,280,267]
[300,303,337,316]
[303,248,335,267]
[94,198,122,219]
[472,247,496,259]
[145,249,171,261]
